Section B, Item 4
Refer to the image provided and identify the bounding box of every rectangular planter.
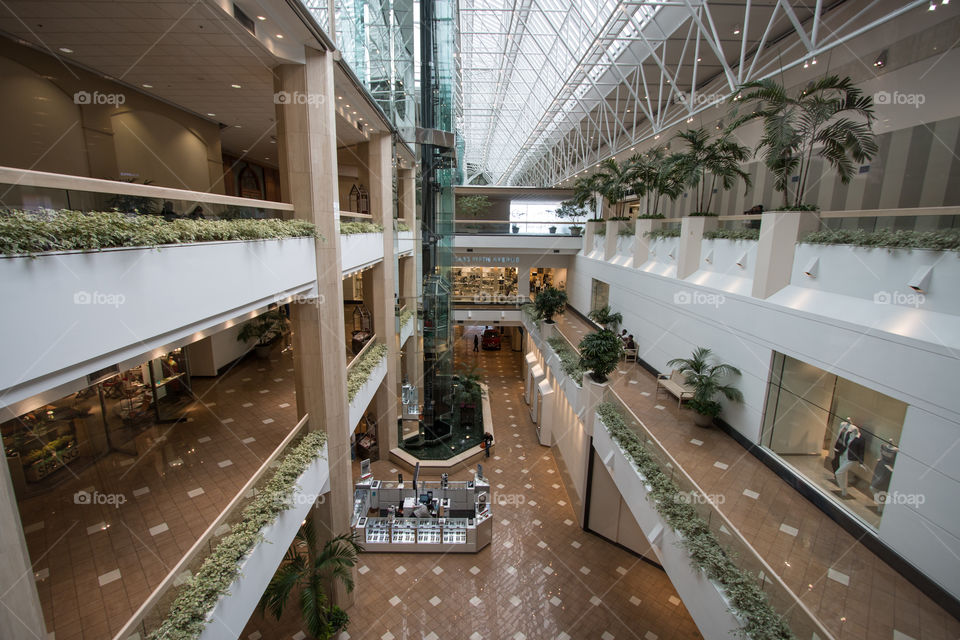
[348,356,387,431]
[399,315,415,345]
[397,230,415,256]
[339,232,385,275]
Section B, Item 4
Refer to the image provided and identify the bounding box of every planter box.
[0,238,318,408]
[199,446,330,640]
[399,314,415,345]
[339,232,385,274]
[397,230,415,256]
[348,355,388,431]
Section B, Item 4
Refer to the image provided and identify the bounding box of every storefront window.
[761,352,906,528]
[452,267,518,303]
[529,268,565,295]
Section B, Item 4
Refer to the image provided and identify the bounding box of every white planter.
[0,238,317,408]
[399,315,415,345]
[348,355,387,430]
[397,230,415,256]
[199,446,330,640]
[339,232,385,274]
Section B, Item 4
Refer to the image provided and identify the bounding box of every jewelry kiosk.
[352,471,493,553]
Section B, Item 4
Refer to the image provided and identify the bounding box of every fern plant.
[588,305,623,331]
[533,286,567,324]
[667,347,743,418]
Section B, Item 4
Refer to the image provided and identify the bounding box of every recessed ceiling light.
[270,139,276,143]
[234,124,241,128]
[231,84,242,89]
[142,83,153,88]
[207,113,216,117]
[257,15,267,21]
[345,104,350,108]
[58,47,73,54]
[276,34,284,39]
[338,96,343,99]
[733,25,741,35]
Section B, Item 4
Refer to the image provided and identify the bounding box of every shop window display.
[530,267,566,295]
[761,352,906,528]
[452,267,518,304]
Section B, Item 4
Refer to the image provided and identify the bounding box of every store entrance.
[529,267,566,296]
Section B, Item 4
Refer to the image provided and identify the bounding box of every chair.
[624,348,638,363]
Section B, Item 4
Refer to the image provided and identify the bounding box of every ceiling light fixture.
[58,47,73,54]
[142,83,153,88]
[874,50,888,68]
[231,84,242,89]
[207,113,216,117]
[276,34,284,39]
[257,15,267,21]
[733,25,741,35]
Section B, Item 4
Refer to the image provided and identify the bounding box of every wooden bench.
[656,370,695,408]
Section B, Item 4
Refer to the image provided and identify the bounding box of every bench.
[656,370,695,408]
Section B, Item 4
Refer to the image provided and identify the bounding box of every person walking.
[483,432,493,457]
[473,334,480,352]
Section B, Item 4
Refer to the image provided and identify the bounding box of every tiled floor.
[242,326,703,640]
[18,347,299,640]
[552,311,960,640]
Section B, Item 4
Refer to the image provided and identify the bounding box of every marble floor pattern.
[242,326,703,640]
[551,310,960,640]
[17,346,299,640]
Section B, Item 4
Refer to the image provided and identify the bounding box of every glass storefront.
[452,266,518,303]
[530,268,566,295]
[761,352,906,528]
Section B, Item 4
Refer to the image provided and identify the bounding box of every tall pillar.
[633,218,659,266]
[677,216,717,279]
[368,134,400,451]
[752,210,821,298]
[604,220,618,261]
[0,460,47,638]
[275,48,353,606]
[398,168,423,411]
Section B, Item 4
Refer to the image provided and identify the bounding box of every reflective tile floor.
[552,311,960,640]
[17,347,298,640]
[242,327,703,640]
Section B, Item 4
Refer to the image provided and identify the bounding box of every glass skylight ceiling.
[459,0,661,185]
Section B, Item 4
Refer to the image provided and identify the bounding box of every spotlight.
[704,249,714,264]
[874,50,888,68]
[929,1,936,9]
[803,257,819,278]
[908,265,933,293]
[736,253,748,269]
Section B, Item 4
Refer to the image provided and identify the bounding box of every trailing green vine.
[149,430,329,640]
[801,228,960,251]
[396,221,411,232]
[546,336,584,385]
[704,228,761,241]
[596,402,794,640]
[398,307,415,327]
[340,221,384,235]
[595,226,607,236]
[347,343,388,402]
[646,228,681,239]
[0,210,319,256]
[618,227,636,237]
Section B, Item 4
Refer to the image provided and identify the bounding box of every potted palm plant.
[237,309,287,358]
[672,127,752,215]
[533,286,567,324]
[628,147,683,217]
[258,521,362,640]
[578,329,624,383]
[730,75,878,210]
[588,305,623,332]
[667,347,743,427]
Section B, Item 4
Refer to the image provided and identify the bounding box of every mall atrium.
[0,1,958,639]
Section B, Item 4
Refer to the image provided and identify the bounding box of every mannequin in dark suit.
[834,419,865,497]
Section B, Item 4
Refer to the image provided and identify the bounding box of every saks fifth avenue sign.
[454,255,520,265]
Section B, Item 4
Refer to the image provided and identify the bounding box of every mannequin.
[834,419,866,497]
[871,438,899,511]
[831,418,854,472]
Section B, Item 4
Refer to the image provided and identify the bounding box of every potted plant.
[593,157,635,219]
[237,310,287,358]
[512,224,520,234]
[628,147,683,217]
[554,200,586,236]
[672,127,752,215]
[578,329,624,383]
[667,347,743,427]
[588,305,623,332]
[533,286,567,324]
[259,520,361,640]
[548,225,557,234]
[731,75,878,210]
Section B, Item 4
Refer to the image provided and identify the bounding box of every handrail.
[599,393,836,640]
[346,334,379,371]
[819,206,960,218]
[455,219,580,225]
[112,413,311,640]
[341,210,374,219]
[0,166,294,211]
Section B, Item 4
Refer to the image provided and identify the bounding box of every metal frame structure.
[458,0,931,187]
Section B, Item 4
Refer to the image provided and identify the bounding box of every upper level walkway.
[551,310,960,640]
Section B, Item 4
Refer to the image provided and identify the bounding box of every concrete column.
[677,216,717,279]
[752,210,821,298]
[633,218,660,266]
[603,221,618,261]
[0,459,47,639]
[583,219,595,254]
[368,133,400,451]
[581,378,607,438]
[275,48,353,605]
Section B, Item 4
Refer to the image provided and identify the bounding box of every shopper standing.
[473,334,479,352]
[483,432,493,457]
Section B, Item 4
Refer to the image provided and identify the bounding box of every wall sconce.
[736,253,748,269]
[649,522,664,546]
[803,257,819,278]
[704,249,714,264]
[908,265,933,293]
[467,311,472,319]
[667,247,676,260]
[602,449,615,469]
[500,311,505,319]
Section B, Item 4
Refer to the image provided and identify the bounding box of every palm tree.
[572,174,602,218]
[673,128,752,215]
[259,521,363,639]
[593,158,636,219]
[628,147,684,217]
[730,75,877,209]
[667,347,743,421]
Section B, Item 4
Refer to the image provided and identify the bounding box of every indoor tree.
[593,157,635,219]
[730,74,878,209]
[533,286,568,324]
[258,521,362,640]
[672,127,752,215]
[667,347,743,426]
[627,147,683,217]
[578,329,624,383]
[553,200,587,235]
[572,174,602,220]
[588,305,623,332]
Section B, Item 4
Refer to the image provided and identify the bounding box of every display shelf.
[152,372,186,389]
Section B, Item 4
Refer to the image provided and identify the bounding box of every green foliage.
[628,146,684,217]
[646,228,681,239]
[553,200,587,225]
[689,212,720,217]
[456,195,493,218]
[673,127,752,215]
[149,431,329,640]
[667,347,743,417]
[398,307,416,326]
[594,226,607,236]
[731,75,877,209]
[533,286,567,323]
[24,435,76,463]
[578,329,623,383]
[396,221,411,232]
[347,343,388,402]
[595,403,794,640]
[801,228,960,251]
[546,336,584,385]
[521,302,542,323]
[618,226,636,237]
[0,210,318,256]
[340,221,384,235]
[587,305,623,331]
[704,228,761,241]
[637,213,665,219]
[594,158,636,218]
[237,310,288,346]
[775,204,819,212]
[455,363,485,396]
